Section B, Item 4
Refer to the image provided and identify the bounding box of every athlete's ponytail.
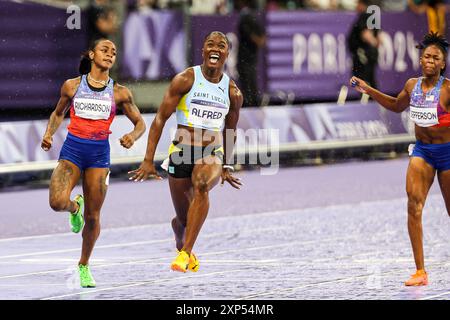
[79,51,91,74]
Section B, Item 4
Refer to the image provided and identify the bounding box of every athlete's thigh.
[191,156,222,191]
[82,168,110,214]
[49,160,82,199]
[406,157,436,201]
[437,169,450,214]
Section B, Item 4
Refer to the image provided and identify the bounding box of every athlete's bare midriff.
[175,124,222,147]
[415,125,450,144]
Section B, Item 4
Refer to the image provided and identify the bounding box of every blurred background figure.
[304,0,339,10]
[190,0,229,14]
[127,0,161,12]
[86,0,119,46]
[408,0,447,36]
[339,0,359,10]
[236,0,266,107]
[347,0,380,90]
[266,0,306,10]
[382,0,408,11]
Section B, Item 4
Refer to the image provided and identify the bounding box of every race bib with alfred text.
[188,100,226,129]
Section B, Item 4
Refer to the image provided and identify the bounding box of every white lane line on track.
[421,291,450,300]
[0,194,414,244]
[41,268,249,300]
[0,225,291,260]
[4,243,445,299]
[0,230,397,281]
[237,269,410,300]
[239,260,450,300]
[0,238,173,260]
[0,208,308,243]
[0,236,343,279]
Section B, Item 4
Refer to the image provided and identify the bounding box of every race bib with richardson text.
[73,98,112,120]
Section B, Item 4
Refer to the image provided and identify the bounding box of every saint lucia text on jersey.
[192,92,228,105]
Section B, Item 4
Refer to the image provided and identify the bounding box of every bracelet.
[223,165,234,172]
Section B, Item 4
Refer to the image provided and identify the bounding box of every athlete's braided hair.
[416,32,449,75]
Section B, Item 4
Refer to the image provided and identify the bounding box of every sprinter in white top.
[177,65,230,131]
[129,31,244,273]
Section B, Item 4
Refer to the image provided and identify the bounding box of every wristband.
[223,165,234,172]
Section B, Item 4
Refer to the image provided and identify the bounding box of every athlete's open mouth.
[209,54,220,64]
[104,59,113,64]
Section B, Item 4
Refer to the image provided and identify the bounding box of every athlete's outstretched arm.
[41,78,79,151]
[116,85,146,149]
[221,80,243,189]
[350,76,414,113]
[128,69,193,181]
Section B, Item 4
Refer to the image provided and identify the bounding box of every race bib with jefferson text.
[409,105,439,127]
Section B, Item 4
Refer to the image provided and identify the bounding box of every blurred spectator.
[340,0,358,10]
[304,0,367,10]
[86,0,119,45]
[266,0,282,10]
[382,0,408,11]
[408,0,446,35]
[236,0,266,107]
[190,0,228,14]
[347,0,380,88]
[266,0,306,10]
[127,0,161,12]
[304,0,339,9]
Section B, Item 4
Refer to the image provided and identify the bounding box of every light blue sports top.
[176,66,230,131]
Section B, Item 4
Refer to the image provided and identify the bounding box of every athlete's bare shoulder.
[404,77,419,94]
[229,79,242,99]
[61,76,81,98]
[442,77,450,90]
[441,78,450,108]
[228,79,243,108]
[114,82,133,104]
[178,66,195,79]
[113,82,131,100]
[170,67,195,95]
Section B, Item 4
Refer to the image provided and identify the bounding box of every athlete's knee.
[407,192,425,218]
[49,197,67,212]
[84,213,100,227]
[192,173,209,193]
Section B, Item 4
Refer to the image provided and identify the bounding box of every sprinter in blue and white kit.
[350,32,450,286]
[129,31,244,273]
